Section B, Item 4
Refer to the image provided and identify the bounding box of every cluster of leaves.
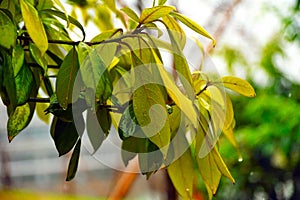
[0,0,256,198]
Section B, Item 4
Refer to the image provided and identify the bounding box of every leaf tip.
[8,136,14,143]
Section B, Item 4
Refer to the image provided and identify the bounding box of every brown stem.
[108,156,140,200]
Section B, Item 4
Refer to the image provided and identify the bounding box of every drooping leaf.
[29,43,47,73]
[36,102,50,124]
[50,116,83,156]
[66,139,81,181]
[15,63,34,105]
[52,0,69,27]
[20,0,48,55]
[150,49,198,126]
[41,9,85,41]
[197,151,222,195]
[0,9,16,49]
[56,46,80,109]
[96,106,111,136]
[12,45,24,77]
[7,103,31,142]
[167,129,194,200]
[121,7,139,22]
[131,53,171,157]
[80,48,112,107]
[140,5,175,24]
[221,76,256,97]
[170,12,216,47]
[212,148,235,183]
[94,4,114,31]
[1,49,16,109]
[86,109,106,153]
[223,93,234,130]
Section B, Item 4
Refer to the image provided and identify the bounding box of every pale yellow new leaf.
[221,76,256,97]
[140,6,175,24]
[212,148,235,183]
[20,0,48,55]
[121,7,139,22]
[170,12,216,47]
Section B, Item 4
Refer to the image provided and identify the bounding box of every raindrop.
[238,157,243,162]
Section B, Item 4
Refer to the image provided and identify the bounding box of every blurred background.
[1,0,300,199]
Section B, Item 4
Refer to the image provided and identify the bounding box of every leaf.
[90,29,122,43]
[0,9,16,49]
[224,94,234,130]
[162,15,186,49]
[50,116,83,156]
[167,129,194,200]
[77,42,91,65]
[56,46,80,109]
[162,24,194,99]
[212,148,235,183]
[131,53,171,157]
[66,139,81,181]
[15,63,34,105]
[52,0,69,27]
[170,12,216,47]
[121,7,139,22]
[140,5,175,24]
[96,106,111,136]
[86,109,106,153]
[29,43,47,73]
[197,151,222,195]
[221,76,256,97]
[150,49,198,126]
[7,103,31,142]
[158,0,167,5]
[94,4,114,31]
[80,48,112,106]
[12,44,24,77]
[1,49,17,109]
[36,102,50,124]
[20,0,48,55]
[41,9,85,41]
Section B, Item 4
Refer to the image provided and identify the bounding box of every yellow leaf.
[224,94,234,130]
[221,76,256,97]
[36,102,50,124]
[151,49,198,126]
[121,7,139,22]
[162,15,186,49]
[20,0,48,55]
[140,5,175,24]
[212,148,235,183]
[170,12,216,47]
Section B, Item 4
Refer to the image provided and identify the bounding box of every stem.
[28,63,60,69]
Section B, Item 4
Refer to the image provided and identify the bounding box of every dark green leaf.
[0,9,16,49]
[15,63,34,105]
[50,116,84,156]
[86,109,106,153]
[56,46,80,109]
[96,106,111,136]
[7,103,31,142]
[66,139,81,181]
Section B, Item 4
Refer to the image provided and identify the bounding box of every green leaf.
[56,46,80,109]
[150,49,198,126]
[121,7,139,22]
[7,103,31,142]
[41,9,85,41]
[90,29,122,43]
[170,12,216,47]
[80,48,112,106]
[77,42,91,65]
[29,43,47,73]
[66,139,81,181]
[140,5,175,24]
[167,130,194,200]
[52,0,69,27]
[131,53,171,157]
[20,0,48,55]
[12,45,24,77]
[0,9,16,49]
[86,109,106,153]
[221,76,256,97]
[158,0,167,5]
[94,4,114,31]
[162,15,186,49]
[1,49,16,109]
[50,116,83,156]
[163,25,194,99]
[15,63,34,105]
